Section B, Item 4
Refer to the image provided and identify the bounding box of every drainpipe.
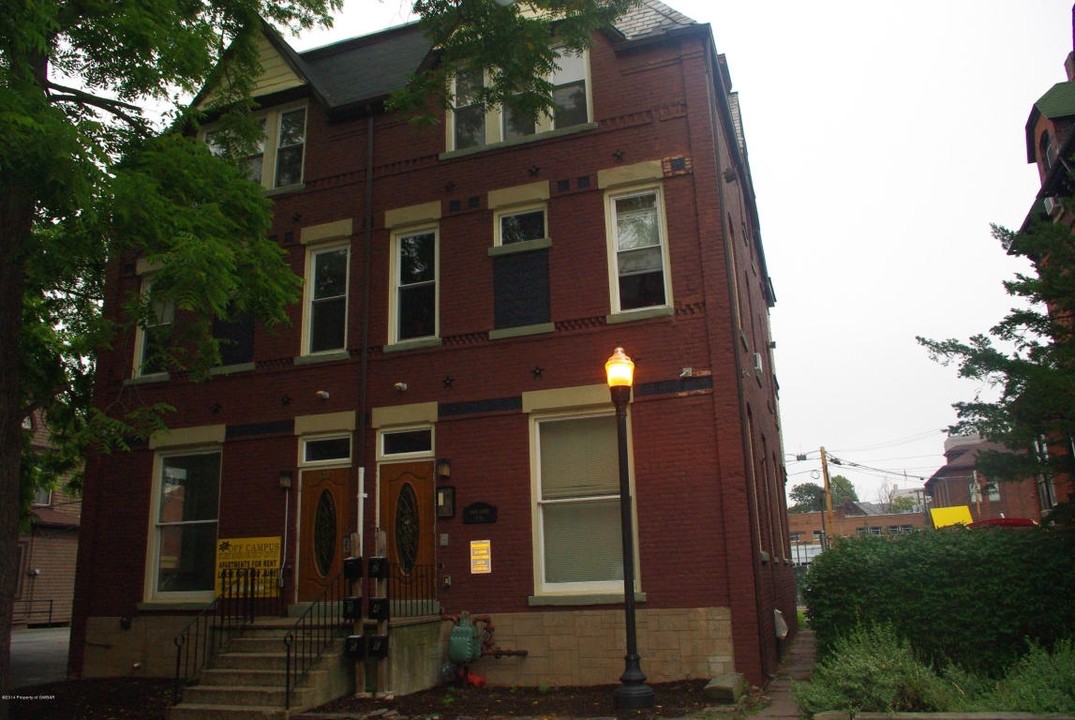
[356,108,375,558]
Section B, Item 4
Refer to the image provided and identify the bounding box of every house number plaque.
[462,502,497,524]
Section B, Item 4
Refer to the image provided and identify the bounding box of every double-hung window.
[150,450,221,598]
[534,412,631,594]
[448,49,590,151]
[453,69,487,150]
[607,186,671,312]
[305,245,349,355]
[202,106,305,190]
[275,108,306,187]
[135,275,175,377]
[392,229,438,343]
[491,205,551,332]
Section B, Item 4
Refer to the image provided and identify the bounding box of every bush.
[974,639,1075,713]
[802,526,1075,675]
[793,625,949,715]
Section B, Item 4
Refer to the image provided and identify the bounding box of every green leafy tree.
[0,0,634,702]
[918,215,1075,495]
[788,476,858,513]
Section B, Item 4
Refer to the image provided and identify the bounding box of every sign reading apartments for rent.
[215,536,282,597]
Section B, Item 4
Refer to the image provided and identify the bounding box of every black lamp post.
[605,347,655,710]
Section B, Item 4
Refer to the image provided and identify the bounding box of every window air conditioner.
[1045,196,1063,216]
[754,352,764,373]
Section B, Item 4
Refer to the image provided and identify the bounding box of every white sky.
[287,1,1073,503]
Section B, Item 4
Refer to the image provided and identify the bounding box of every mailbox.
[342,596,361,620]
[368,556,389,579]
[368,597,390,622]
[368,634,389,658]
[345,634,365,659]
[343,556,363,580]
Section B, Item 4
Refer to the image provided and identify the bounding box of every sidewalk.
[752,628,816,720]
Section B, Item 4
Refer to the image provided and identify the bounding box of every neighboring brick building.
[70,0,795,693]
[786,501,928,566]
[925,435,1045,523]
[16,413,81,628]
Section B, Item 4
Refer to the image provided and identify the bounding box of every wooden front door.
[298,467,348,601]
[379,461,435,608]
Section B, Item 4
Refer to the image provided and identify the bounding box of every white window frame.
[530,408,639,597]
[145,447,222,603]
[133,274,175,379]
[494,204,548,247]
[300,434,352,467]
[389,226,439,345]
[605,184,672,315]
[302,242,350,356]
[377,426,435,462]
[201,104,306,190]
[447,49,591,152]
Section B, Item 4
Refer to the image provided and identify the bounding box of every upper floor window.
[448,50,591,152]
[606,186,671,313]
[304,244,349,355]
[391,228,438,343]
[497,206,547,246]
[212,310,255,367]
[135,275,175,377]
[1040,130,1058,173]
[204,106,306,190]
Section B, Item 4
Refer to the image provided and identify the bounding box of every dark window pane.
[398,284,436,340]
[399,234,434,284]
[314,248,348,299]
[383,429,432,455]
[310,296,346,352]
[501,210,545,244]
[305,436,351,462]
[504,105,536,141]
[493,249,550,329]
[553,81,587,128]
[619,271,666,309]
[212,314,254,365]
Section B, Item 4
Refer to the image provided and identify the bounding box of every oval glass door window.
[314,489,337,576]
[395,483,419,573]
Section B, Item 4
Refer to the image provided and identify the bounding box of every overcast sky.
[287,1,1074,503]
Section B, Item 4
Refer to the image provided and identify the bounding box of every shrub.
[974,639,1075,713]
[802,526,1075,675]
[793,625,949,715]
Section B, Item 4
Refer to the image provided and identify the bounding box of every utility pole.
[820,446,834,547]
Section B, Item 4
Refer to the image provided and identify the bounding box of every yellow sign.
[215,536,281,597]
[930,506,973,529]
[470,539,492,574]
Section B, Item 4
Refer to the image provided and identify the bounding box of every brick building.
[786,501,928,567]
[925,435,1045,523]
[16,414,81,628]
[70,0,795,696]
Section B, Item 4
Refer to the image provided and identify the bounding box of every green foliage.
[802,528,1075,675]
[794,626,1075,714]
[788,476,857,513]
[794,625,949,714]
[918,215,1075,483]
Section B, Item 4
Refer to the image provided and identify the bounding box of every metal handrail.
[171,567,279,704]
[284,569,350,709]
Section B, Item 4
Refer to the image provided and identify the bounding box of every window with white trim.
[203,106,305,190]
[448,50,591,151]
[379,427,434,460]
[302,435,352,465]
[149,450,221,598]
[496,206,546,246]
[533,412,631,593]
[304,244,349,354]
[607,186,671,312]
[134,275,175,377]
[391,228,438,343]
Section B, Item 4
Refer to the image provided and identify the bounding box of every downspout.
[356,108,375,558]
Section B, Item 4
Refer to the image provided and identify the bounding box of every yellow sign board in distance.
[929,506,973,529]
[215,536,282,597]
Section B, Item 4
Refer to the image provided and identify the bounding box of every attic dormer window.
[202,105,306,191]
[447,49,592,153]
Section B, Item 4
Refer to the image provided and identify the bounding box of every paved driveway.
[9,627,70,689]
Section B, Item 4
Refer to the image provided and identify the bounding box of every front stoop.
[167,618,352,720]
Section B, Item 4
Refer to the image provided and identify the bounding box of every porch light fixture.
[436,458,451,480]
[603,347,654,710]
[279,471,293,489]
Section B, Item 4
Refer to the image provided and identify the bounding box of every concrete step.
[214,652,290,671]
[227,636,289,653]
[166,702,288,720]
[179,683,314,708]
[199,667,288,686]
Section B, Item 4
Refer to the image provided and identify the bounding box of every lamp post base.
[613,680,655,710]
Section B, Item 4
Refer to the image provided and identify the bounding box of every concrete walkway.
[753,629,816,720]
[8,626,70,689]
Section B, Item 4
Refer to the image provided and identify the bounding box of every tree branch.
[46,81,147,129]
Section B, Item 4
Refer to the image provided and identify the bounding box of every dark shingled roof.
[279,0,700,109]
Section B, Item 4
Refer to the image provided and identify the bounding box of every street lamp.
[604,347,655,710]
